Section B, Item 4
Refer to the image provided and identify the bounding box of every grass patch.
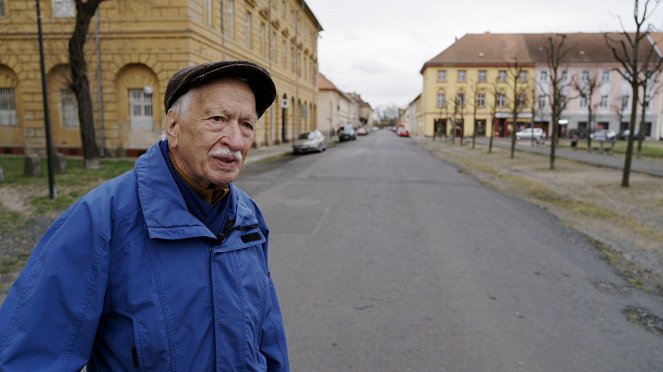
[0,155,134,217]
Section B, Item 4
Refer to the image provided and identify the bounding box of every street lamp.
[36,0,57,199]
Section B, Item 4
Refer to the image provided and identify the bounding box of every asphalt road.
[236,130,663,372]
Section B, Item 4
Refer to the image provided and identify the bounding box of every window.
[437,70,446,82]
[0,88,17,126]
[581,70,590,82]
[621,95,629,110]
[436,92,445,108]
[245,12,252,49]
[538,95,546,109]
[497,93,506,107]
[561,70,568,81]
[644,94,651,110]
[60,88,79,128]
[270,31,276,63]
[477,92,485,108]
[579,96,588,108]
[52,0,74,17]
[205,0,212,26]
[457,70,466,82]
[291,46,295,73]
[129,88,153,130]
[456,93,465,108]
[498,70,507,82]
[478,70,487,82]
[259,22,266,56]
[282,40,287,69]
[227,0,235,39]
[602,69,610,82]
[517,93,526,109]
[0,0,5,17]
[600,95,608,108]
[539,70,548,82]
[519,71,528,82]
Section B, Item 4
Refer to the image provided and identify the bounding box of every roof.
[421,32,662,73]
[346,92,373,110]
[318,72,340,91]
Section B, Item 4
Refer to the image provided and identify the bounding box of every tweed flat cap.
[164,60,276,118]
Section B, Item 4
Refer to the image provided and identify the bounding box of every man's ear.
[165,110,179,147]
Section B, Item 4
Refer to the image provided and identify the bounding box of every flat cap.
[164,60,276,118]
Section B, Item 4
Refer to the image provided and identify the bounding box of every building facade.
[317,72,358,136]
[346,92,374,128]
[0,0,322,156]
[420,32,662,140]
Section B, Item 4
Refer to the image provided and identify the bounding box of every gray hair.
[169,88,195,118]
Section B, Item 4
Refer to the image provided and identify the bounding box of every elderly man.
[0,61,289,371]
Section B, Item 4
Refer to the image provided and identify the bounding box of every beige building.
[401,94,422,136]
[421,32,663,140]
[316,72,354,136]
[346,92,374,128]
[0,0,322,156]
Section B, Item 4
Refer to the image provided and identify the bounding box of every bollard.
[54,152,67,173]
[0,163,4,182]
[24,154,41,177]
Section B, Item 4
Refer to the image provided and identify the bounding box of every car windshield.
[298,132,313,140]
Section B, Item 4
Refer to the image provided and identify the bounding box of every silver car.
[292,129,326,154]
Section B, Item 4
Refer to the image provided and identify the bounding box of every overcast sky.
[305,0,663,109]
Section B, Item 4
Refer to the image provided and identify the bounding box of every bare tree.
[69,0,106,169]
[433,93,448,141]
[572,70,602,150]
[468,80,481,149]
[374,104,401,127]
[505,60,531,159]
[486,79,500,153]
[529,79,543,147]
[605,0,663,187]
[544,34,573,170]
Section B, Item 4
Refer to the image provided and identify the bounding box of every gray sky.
[305,0,663,109]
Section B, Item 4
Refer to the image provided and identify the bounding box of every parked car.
[590,129,617,143]
[292,129,326,154]
[357,127,368,136]
[618,129,643,140]
[338,124,357,141]
[397,127,410,137]
[516,127,544,140]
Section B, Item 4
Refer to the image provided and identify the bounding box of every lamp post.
[281,94,288,143]
[36,0,57,199]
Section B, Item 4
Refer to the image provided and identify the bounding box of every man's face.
[167,78,257,190]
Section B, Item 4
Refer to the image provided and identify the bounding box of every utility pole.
[36,0,57,199]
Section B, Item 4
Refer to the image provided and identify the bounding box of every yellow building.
[420,33,535,139]
[0,0,321,156]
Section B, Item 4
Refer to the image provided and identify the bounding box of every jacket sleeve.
[0,198,109,371]
[260,275,290,372]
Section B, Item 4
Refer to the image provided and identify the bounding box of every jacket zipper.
[208,221,258,369]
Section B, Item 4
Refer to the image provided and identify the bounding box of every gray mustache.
[210,146,243,161]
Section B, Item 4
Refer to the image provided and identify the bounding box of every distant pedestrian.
[0,60,289,371]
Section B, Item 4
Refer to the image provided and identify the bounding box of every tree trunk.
[622,81,639,187]
[69,0,102,169]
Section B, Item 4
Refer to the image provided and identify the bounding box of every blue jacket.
[0,143,289,371]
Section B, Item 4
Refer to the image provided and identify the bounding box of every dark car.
[292,129,326,154]
[338,124,357,142]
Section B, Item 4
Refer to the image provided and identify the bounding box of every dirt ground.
[416,138,663,297]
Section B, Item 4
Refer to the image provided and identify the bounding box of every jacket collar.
[135,143,259,241]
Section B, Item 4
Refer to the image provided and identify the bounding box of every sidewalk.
[245,142,293,164]
[473,137,663,178]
